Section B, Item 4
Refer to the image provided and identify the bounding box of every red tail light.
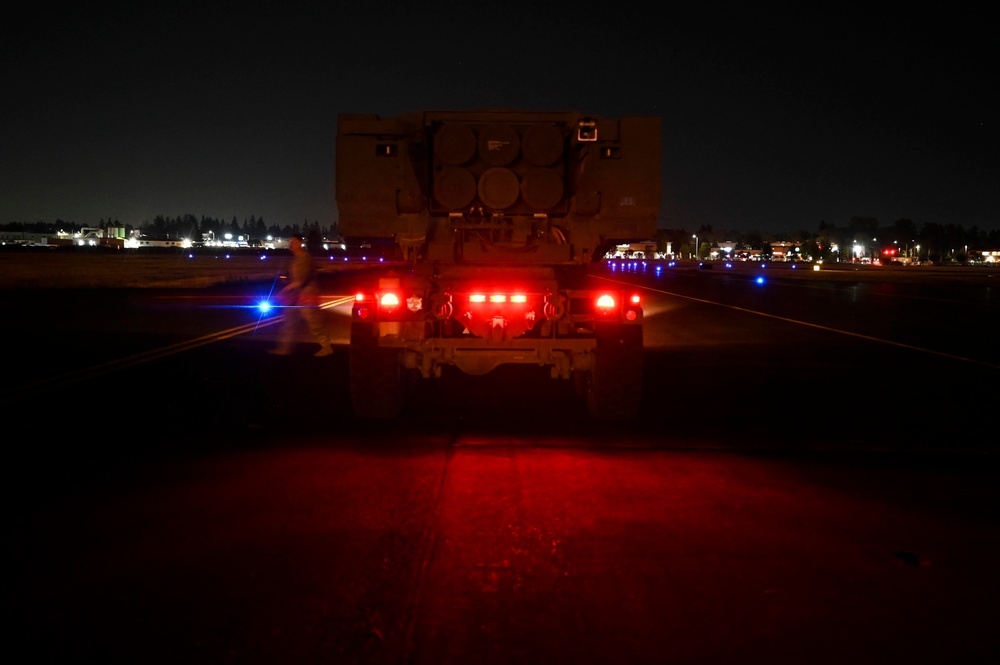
[353,292,371,319]
[378,291,401,316]
[596,294,616,310]
[469,293,529,304]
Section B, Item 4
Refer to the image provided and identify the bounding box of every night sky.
[3,1,996,235]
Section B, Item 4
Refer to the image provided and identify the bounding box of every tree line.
[0,215,337,245]
[657,216,999,263]
[3,214,997,263]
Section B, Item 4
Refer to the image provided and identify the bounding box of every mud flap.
[586,323,643,421]
[349,322,405,418]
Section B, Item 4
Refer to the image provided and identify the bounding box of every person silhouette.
[268,235,333,357]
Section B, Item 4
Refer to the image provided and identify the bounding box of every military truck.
[337,110,661,420]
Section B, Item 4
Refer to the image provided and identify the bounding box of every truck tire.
[349,322,405,418]
[586,324,643,421]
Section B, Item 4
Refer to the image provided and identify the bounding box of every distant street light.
[692,234,698,260]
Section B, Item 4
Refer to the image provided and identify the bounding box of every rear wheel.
[586,323,643,421]
[349,322,404,418]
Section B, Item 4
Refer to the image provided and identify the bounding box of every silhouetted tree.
[801,238,820,260]
[848,216,878,244]
[306,222,322,253]
[741,229,764,250]
[253,217,267,240]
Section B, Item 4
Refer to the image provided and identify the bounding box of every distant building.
[0,231,51,246]
[769,241,802,261]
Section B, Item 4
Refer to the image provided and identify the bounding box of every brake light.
[468,293,528,304]
[630,294,641,305]
[377,291,402,316]
[596,294,616,309]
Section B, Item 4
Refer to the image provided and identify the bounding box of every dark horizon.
[2,215,995,263]
[2,3,996,235]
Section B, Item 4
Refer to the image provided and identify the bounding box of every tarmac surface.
[6,257,999,663]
